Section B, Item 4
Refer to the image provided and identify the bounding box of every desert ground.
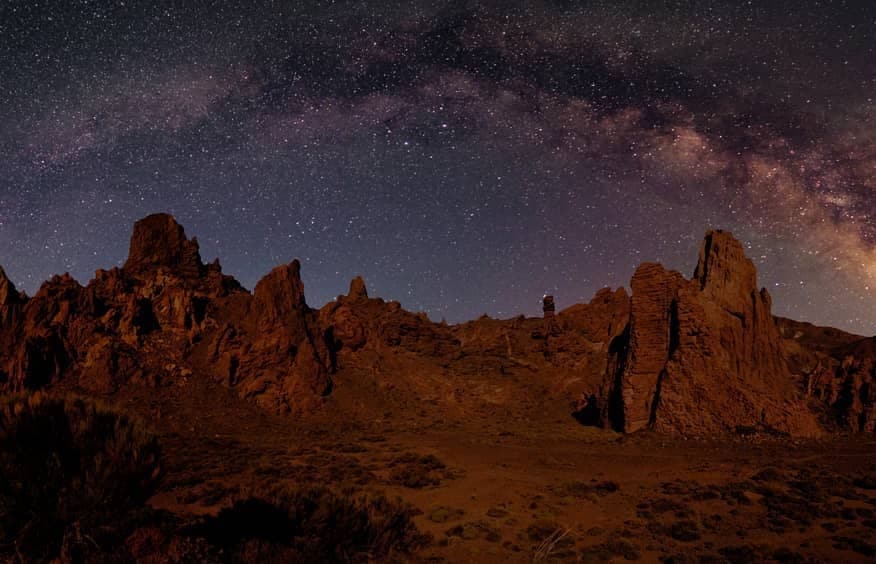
[123,373,876,563]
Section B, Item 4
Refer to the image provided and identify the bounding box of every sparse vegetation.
[387,453,447,488]
[0,392,162,562]
[669,520,701,542]
[551,479,620,499]
[531,526,571,562]
[195,486,428,562]
[429,506,464,523]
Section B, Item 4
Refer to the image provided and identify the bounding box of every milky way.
[1,1,874,334]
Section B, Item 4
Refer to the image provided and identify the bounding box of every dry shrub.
[0,392,161,562]
[387,453,446,488]
[196,485,428,562]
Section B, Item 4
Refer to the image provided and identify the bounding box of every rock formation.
[0,213,330,413]
[1,214,873,436]
[595,230,821,437]
[778,318,876,432]
[124,213,204,277]
[543,295,556,318]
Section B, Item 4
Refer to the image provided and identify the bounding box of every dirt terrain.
[119,374,876,563]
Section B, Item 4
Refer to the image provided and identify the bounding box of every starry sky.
[1,1,874,334]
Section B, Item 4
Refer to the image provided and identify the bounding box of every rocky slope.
[778,318,876,432]
[0,214,873,436]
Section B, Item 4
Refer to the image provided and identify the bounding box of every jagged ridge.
[0,214,873,435]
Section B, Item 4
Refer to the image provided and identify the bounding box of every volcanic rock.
[348,276,368,301]
[543,295,556,318]
[320,278,458,358]
[0,214,334,414]
[0,215,869,436]
[124,213,204,277]
[0,266,24,327]
[251,261,309,339]
[231,260,333,412]
[779,318,876,432]
[0,266,23,307]
[597,230,821,437]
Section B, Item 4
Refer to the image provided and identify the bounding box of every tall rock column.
[604,230,821,437]
[620,264,686,432]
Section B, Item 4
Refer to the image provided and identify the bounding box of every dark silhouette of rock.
[543,295,556,318]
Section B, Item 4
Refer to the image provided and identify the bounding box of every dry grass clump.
[195,485,428,562]
[0,392,161,562]
[387,453,447,488]
[551,480,620,499]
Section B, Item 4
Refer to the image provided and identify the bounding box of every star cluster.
[1,1,874,334]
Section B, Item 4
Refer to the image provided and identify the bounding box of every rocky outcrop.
[611,264,686,432]
[206,261,333,413]
[827,338,876,432]
[124,213,204,277]
[0,266,23,307]
[596,230,821,437]
[348,276,368,302]
[0,214,330,414]
[0,215,869,435]
[779,318,876,432]
[319,277,459,358]
[0,266,24,327]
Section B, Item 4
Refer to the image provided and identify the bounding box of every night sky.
[1,1,874,334]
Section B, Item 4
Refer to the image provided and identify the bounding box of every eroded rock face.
[206,261,333,413]
[779,318,876,432]
[0,267,24,327]
[0,214,330,414]
[597,230,821,437]
[828,339,876,432]
[613,264,686,432]
[319,277,459,358]
[348,276,368,302]
[0,215,867,435]
[0,267,23,306]
[124,213,204,277]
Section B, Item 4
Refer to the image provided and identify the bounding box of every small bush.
[832,535,876,557]
[853,474,876,490]
[552,480,620,499]
[387,453,446,488]
[0,393,161,561]
[669,520,701,542]
[196,486,428,562]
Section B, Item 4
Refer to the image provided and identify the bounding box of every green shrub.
[0,393,161,561]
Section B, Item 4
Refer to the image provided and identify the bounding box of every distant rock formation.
[543,295,556,318]
[778,318,876,432]
[0,213,330,413]
[1,214,872,435]
[124,213,204,277]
